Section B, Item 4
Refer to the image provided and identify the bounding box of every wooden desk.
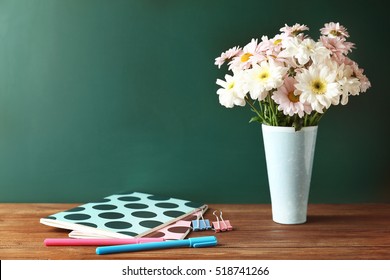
[0,204,389,260]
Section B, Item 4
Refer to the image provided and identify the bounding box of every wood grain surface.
[1,203,389,260]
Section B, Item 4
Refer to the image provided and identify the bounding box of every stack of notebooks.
[40,191,208,240]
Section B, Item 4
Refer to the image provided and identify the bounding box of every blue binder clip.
[192,212,212,231]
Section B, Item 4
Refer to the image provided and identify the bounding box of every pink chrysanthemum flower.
[351,62,371,93]
[280,23,309,37]
[258,35,284,61]
[229,39,263,71]
[214,46,242,68]
[272,77,312,117]
[320,22,349,38]
[321,36,355,62]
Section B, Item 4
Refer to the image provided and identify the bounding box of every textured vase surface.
[262,124,318,224]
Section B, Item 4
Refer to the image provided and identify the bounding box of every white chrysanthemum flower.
[216,73,247,108]
[279,36,301,59]
[295,64,341,113]
[338,77,361,105]
[299,39,331,65]
[337,64,361,105]
[279,37,330,65]
[246,60,288,101]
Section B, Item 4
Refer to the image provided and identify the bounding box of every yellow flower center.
[240,53,253,62]
[227,82,235,90]
[258,70,270,81]
[273,39,282,45]
[310,79,327,94]
[291,30,302,36]
[288,91,300,103]
[330,30,341,37]
[305,44,314,52]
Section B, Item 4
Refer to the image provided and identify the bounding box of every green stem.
[304,114,308,127]
[266,95,278,126]
[245,97,266,123]
[314,112,325,125]
[305,111,325,126]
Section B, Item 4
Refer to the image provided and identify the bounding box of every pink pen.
[44,237,164,246]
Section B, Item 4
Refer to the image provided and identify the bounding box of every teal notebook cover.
[40,191,207,238]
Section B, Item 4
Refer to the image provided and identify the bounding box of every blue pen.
[96,236,217,255]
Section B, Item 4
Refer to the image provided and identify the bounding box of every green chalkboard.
[0,0,389,203]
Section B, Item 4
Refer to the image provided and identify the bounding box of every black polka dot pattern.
[163,210,186,218]
[124,203,149,209]
[118,196,141,202]
[41,191,204,238]
[155,202,179,209]
[105,221,132,229]
[140,220,163,228]
[147,195,170,201]
[93,204,117,210]
[98,212,125,219]
[64,214,91,220]
[185,201,204,208]
[131,211,157,218]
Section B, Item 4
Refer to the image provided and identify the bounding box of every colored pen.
[96,236,218,255]
[44,237,164,246]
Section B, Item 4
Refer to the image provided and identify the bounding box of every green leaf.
[249,116,262,123]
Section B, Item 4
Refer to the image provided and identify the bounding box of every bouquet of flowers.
[214,22,371,130]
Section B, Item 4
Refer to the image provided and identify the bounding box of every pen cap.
[189,236,218,248]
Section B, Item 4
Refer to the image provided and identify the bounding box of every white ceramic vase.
[262,124,318,224]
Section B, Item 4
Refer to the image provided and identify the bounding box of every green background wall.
[0,0,389,203]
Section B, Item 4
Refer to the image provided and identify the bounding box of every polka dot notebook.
[40,191,207,239]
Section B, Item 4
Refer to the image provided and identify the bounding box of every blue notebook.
[40,191,207,238]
